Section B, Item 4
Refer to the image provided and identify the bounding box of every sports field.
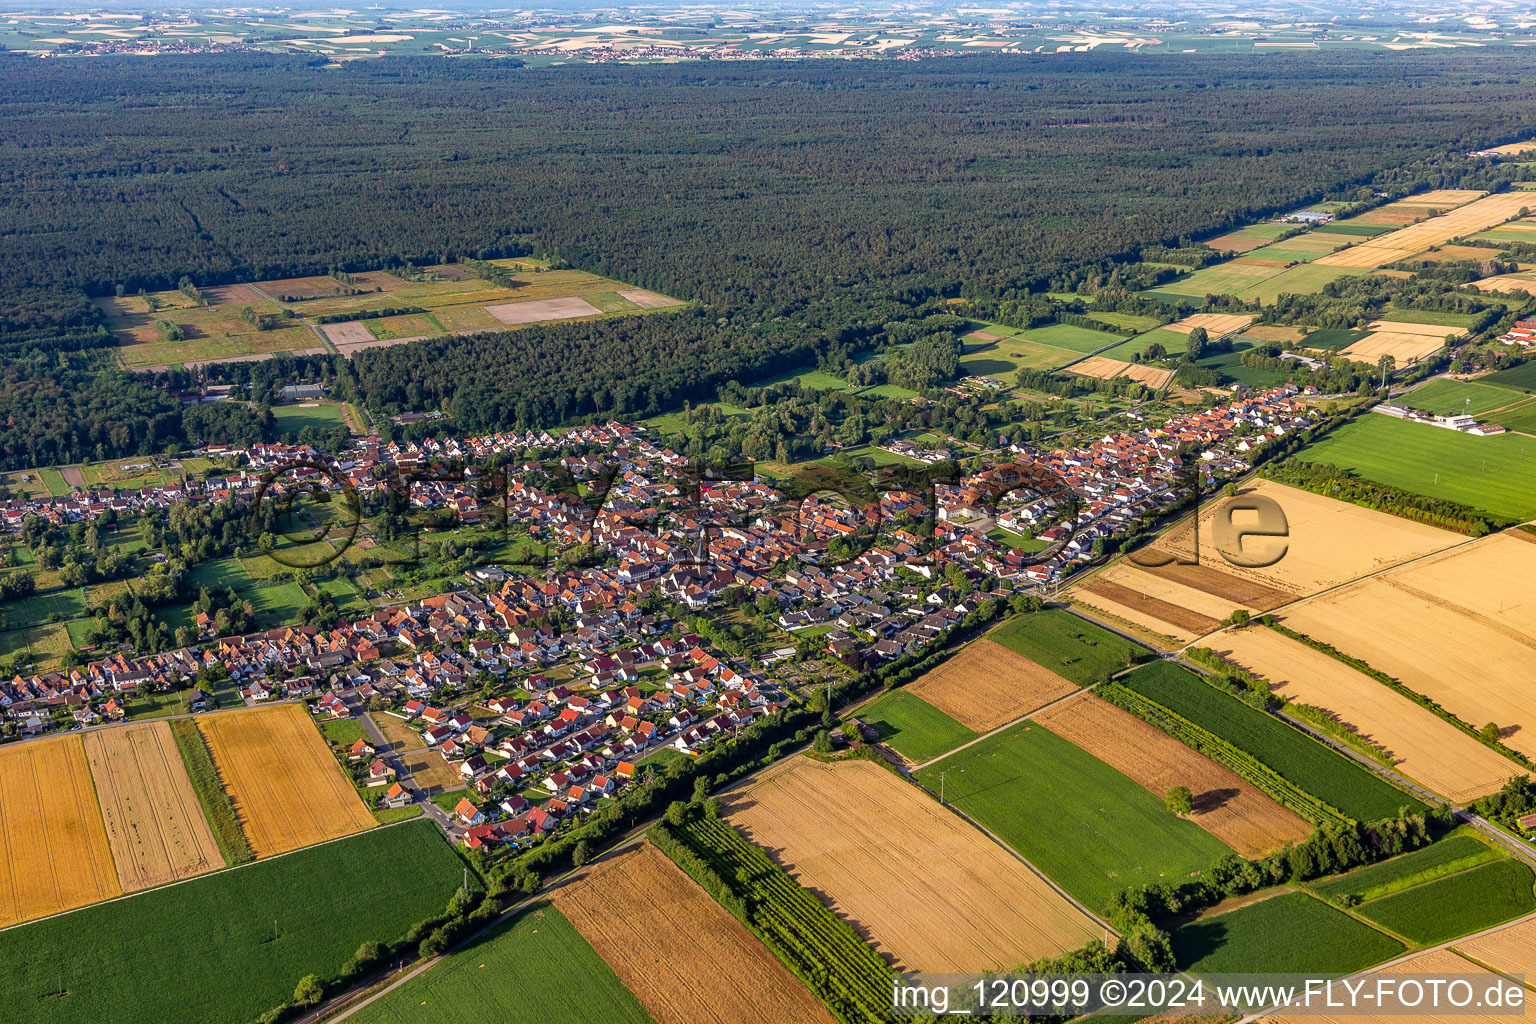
[1036,693,1311,857]
[1121,662,1425,822]
[199,703,376,856]
[986,608,1149,687]
[0,734,122,927]
[1278,532,1536,761]
[553,842,836,1024]
[1214,627,1522,804]
[0,820,466,1024]
[727,758,1099,972]
[917,722,1233,909]
[853,689,976,763]
[1171,891,1404,975]
[352,901,652,1024]
[1400,378,1527,417]
[83,722,225,891]
[905,637,1080,733]
[1298,414,1536,521]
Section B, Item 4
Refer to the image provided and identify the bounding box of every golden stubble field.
[1452,915,1536,974]
[1261,948,1503,1024]
[0,734,122,927]
[1316,192,1532,269]
[724,758,1099,972]
[199,703,376,857]
[1339,320,1467,365]
[553,842,837,1024]
[1278,532,1536,760]
[1211,626,1523,805]
[83,722,225,891]
[1036,693,1311,857]
[905,639,1079,732]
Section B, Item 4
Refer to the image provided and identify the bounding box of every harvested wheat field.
[1402,189,1488,206]
[1279,532,1536,760]
[1077,575,1223,640]
[83,723,224,891]
[1340,320,1466,364]
[1316,192,1532,269]
[906,638,1079,732]
[1153,480,1457,599]
[199,703,375,857]
[1471,270,1536,294]
[1453,915,1536,974]
[553,842,836,1024]
[1244,324,1307,343]
[725,758,1098,972]
[1068,355,1132,380]
[0,735,121,927]
[1211,626,1522,804]
[1036,693,1311,857]
[1206,232,1269,253]
[1168,313,1255,336]
[1261,949,1501,1024]
[1120,363,1175,388]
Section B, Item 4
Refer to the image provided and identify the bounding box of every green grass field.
[1298,414,1536,521]
[1481,360,1536,393]
[987,608,1150,687]
[1101,327,1190,362]
[349,902,653,1024]
[1237,264,1368,303]
[1380,307,1485,328]
[1193,344,1290,387]
[271,401,350,438]
[1314,222,1397,237]
[853,689,977,763]
[1171,892,1404,976]
[0,821,467,1024]
[1142,261,1285,302]
[1086,311,1164,332]
[1245,244,1326,263]
[1301,328,1368,350]
[1399,379,1525,417]
[959,337,1082,378]
[1354,859,1536,945]
[1310,835,1499,903]
[917,722,1233,909]
[1018,323,1124,353]
[1121,663,1424,822]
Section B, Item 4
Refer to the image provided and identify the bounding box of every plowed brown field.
[1279,532,1536,760]
[199,703,375,857]
[1211,627,1522,804]
[84,722,225,891]
[1035,693,1311,857]
[725,758,1099,972]
[1080,578,1222,636]
[553,842,836,1024]
[907,639,1079,732]
[0,734,121,927]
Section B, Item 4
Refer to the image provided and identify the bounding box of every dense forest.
[4,50,1536,458]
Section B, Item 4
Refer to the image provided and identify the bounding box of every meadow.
[1237,264,1367,303]
[350,902,653,1024]
[1193,344,1290,387]
[1309,834,1498,903]
[917,722,1234,910]
[1170,892,1404,976]
[986,608,1150,687]
[1100,327,1190,361]
[1354,859,1536,945]
[1297,414,1536,521]
[853,689,976,763]
[0,821,467,1024]
[1121,663,1424,822]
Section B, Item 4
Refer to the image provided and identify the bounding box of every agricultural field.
[1099,326,1190,362]
[904,638,1079,733]
[1337,319,1466,365]
[199,703,376,856]
[1071,565,1226,644]
[957,335,1083,379]
[1298,414,1536,520]
[1310,834,1499,904]
[1065,355,1174,389]
[1313,191,1533,269]
[1171,891,1405,975]
[1121,662,1425,822]
[370,711,464,792]
[1192,342,1291,387]
[0,820,466,1024]
[1452,915,1536,975]
[99,286,321,370]
[1263,948,1519,1024]
[917,722,1234,910]
[1236,263,1368,303]
[1085,311,1163,332]
[1145,479,1459,605]
[852,688,976,763]
[986,608,1150,687]
[1278,531,1536,761]
[1212,626,1525,804]
[83,723,225,891]
[0,734,122,927]
[552,841,836,1024]
[350,901,653,1024]
[725,758,1099,972]
[1353,858,1536,945]
[1017,322,1124,353]
[1035,693,1312,857]
[1141,259,1285,301]
[1471,268,1536,294]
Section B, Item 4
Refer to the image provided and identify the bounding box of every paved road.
[354,704,457,833]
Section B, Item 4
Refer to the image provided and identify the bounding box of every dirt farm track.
[725,758,1098,973]
[0,734,121,928]
[198,703,376,858]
